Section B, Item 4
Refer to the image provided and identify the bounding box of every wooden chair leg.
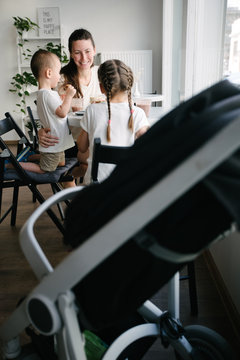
[180,261,198,316]
[28,183,65,233]
[11,184,19,226]
[187,262,198,315]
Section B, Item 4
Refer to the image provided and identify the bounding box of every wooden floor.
[0,184,240,359]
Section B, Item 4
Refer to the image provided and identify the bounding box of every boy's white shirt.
[37,89,75,153]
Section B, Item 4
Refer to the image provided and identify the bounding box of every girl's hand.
[38,128,59,148]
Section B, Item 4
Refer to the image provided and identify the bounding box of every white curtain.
[162,0,227,109]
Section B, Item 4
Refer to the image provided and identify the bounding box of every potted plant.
[45,42,69,64]
[13,17,39,61]
[13,16,39,37]
[10,16,69,137]
[9,72,38,115]
[10,16,39,117]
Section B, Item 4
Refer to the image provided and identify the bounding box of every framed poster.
[37,7,60,37]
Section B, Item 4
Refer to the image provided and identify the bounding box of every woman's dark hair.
[60,29,95,98]
[98,59,134,142]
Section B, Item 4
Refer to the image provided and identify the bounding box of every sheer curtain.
[162,0,227,109]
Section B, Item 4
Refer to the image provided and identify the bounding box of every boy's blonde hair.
[98,59,134,142]
[31,49,58,80]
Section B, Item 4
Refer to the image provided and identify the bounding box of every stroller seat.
[0,80,240,360]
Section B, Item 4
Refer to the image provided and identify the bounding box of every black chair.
[91,137,130,183]
[26,106,39,150]
[91,137,198,315]
[0,112,78,233]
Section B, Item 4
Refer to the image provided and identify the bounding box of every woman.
[38,28,103,175]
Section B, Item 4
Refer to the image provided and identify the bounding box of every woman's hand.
[38,128,59,148]
[72,106,82,112]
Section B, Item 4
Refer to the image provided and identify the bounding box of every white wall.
[0,0,162,128]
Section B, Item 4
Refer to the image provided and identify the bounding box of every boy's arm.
[55,85,76,118]
[77,130,89,153]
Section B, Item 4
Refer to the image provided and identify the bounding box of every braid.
[127,69,134,131]
[98,59,134,141]
[101,72,112,142]
[106,87,112,142]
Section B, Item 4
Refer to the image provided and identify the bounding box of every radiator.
[96,50,152,93]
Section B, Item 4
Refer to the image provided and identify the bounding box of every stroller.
[1,79,240,359]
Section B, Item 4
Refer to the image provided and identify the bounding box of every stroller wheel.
[174,325,236,360]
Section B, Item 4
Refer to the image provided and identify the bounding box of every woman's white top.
[57,66,102,140]
[81,101,149,184]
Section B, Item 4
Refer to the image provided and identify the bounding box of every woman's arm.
[38,128,59,148]
[76,129,89,153]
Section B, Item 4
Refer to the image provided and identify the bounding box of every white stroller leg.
[138,299,163,322]
[57,291,87,360]
[168,272,180,319]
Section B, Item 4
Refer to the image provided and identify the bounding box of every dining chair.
[26,106,39,150]
[0,112,78,233]
[91,137,198,315]
[91,137,130,183]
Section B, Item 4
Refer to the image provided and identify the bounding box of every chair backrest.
[91,137,130,183]
[2,112,32,151]
[27,106,39,150]
[0,113,36,184]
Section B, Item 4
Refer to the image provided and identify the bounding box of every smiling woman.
[58,28,102,116]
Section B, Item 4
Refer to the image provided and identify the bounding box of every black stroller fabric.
[64,80,240,330]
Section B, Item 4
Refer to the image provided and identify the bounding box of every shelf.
[22,36,61,41]
[19,63,31,68]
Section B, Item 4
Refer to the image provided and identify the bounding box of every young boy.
[9,49,76,174]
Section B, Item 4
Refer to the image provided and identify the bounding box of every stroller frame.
[1,109,240,359]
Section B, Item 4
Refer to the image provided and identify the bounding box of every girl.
[74,59,149,184]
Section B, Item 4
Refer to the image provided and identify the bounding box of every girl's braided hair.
[60,28,95,98]
[98,59,134,142]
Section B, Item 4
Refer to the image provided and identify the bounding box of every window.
[223,1,240,84]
